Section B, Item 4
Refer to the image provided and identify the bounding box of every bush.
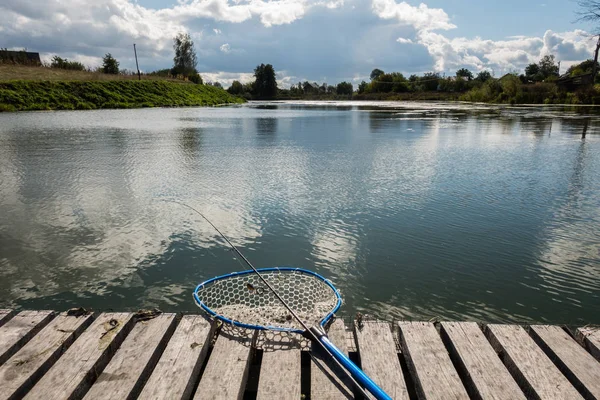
[189,74,203,84]
[50,56,85,71]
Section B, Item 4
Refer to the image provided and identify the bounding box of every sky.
[1,0,598,87]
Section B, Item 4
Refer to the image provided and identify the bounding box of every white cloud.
[213,28,221,34]
[200,71,255,86]
[220,43,231,53]
[371,0,456,31]
[396,37,413,44]
[415,29,595,74]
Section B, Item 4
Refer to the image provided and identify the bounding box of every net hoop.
[193,267,342,333]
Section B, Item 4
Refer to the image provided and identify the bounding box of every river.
[0,101,599,324]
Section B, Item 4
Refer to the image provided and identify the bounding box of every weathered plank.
[0,310,14,327]
[576,326,600,363]
[0,312,93,400]
[486,324,582,399]
[139,315,214,400]
[440,321,525,400]
[530,325,600,399]
[398,321,468,400]
[194,326,255,400]
[83,313,177,400]
[354,321,408,400]
[0,310,54,366]
[24,312,134,400]
[310,319,353,399]
[256,331,302,400]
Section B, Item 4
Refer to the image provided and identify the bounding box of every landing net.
[193,267,341,332]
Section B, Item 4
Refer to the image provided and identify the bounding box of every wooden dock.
[0,309,599,399]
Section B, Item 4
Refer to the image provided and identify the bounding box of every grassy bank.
[0,64,180,82]
[0,80,244,111]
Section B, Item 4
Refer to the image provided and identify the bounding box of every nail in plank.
[354,321,408,400]
[139,315,214,400]
[440,321,525,400]
[486,324,582,400]
[530,325,600,400]
[0,312,93,400]
[24,312,134,400]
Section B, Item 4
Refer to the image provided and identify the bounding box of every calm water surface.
[1,101,599,324]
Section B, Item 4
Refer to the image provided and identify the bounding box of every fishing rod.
[164,199,376,399]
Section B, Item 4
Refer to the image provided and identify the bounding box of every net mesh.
[195,269,340,331]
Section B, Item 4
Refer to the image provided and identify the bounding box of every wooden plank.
[0,312,93,400]
[256,331,302,400]
[530,325,600,400]
[440,321,525,400]
[398,321,468,400]
[354,321,408,400]
[194,326,255,400]
[577,326,600,362]
[310,319,353,399]
[0,310,54,366]
[139,315,214,400]
[24,312,134,400]
[83,313,177,400]
[486,324,583,399]
[0,310,15,327]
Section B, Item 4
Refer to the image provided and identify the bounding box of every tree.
[456,68,473,81]
[475,70,492,82]
[336,81,353,95]
[576,0,600,80]
[525,63,540,79]
[102,53,119,74]
[566,59,600,76]
[172,32,198,78]
[358,81,368,93]
[370,68,384,80]
[538,55,559,78]
[420,72,440,91]
[228,80,244,95]
[253,63,277,99]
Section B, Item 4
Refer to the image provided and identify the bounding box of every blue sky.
[1,0,596,86]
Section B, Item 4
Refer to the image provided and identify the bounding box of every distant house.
[0,49,42,65]
[557,72,594,91]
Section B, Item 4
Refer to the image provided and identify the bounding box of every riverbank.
[0,80,244,112]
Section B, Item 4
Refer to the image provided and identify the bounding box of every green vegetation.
[0,31,246,112]
[50,55,85,71]
[0,80,244,112]
[102,53,119,74]
[252,63,278,99]
[171,32,198,79]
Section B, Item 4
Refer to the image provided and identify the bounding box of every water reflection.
[255,118,278,135]
[0,103,599,324]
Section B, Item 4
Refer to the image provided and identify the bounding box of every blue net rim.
[193,266,342,334]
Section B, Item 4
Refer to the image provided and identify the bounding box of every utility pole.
[133,44,141,81]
